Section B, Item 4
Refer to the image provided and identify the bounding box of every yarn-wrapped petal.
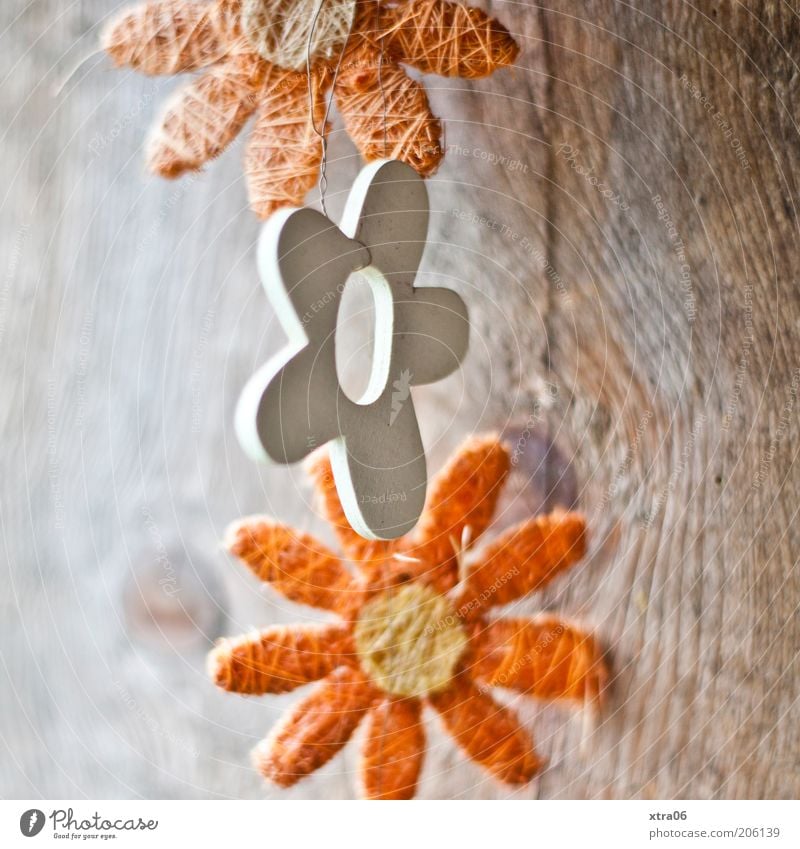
[102,0,240,75]
[208,623,355,695]
[335,44,443,177]
[408,434,510,593]
[429,674,543,783]
[381,0,519,79]
[470,617,608,702]
[244,66,330,218]
[305,449,400,569]
[147,53,262,177]
[361,697,425,799]
[225,516,361,613]
[253,666,376,786]
[456,511,587,616]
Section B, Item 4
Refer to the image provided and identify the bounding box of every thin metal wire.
[306,0,357,217]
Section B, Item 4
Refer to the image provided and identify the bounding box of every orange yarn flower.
[102,0,519,217]
[209,434,608,798]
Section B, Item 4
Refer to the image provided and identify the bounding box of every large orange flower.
[209,434,607,798]
[102,0,519,217]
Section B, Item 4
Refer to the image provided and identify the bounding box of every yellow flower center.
[354,582,468,698]
[240,0,357,69]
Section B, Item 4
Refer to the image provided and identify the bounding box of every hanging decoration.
[209,434,607,798]
[100,0,612,801]
[236,158,468,539]
[101,0,520,216]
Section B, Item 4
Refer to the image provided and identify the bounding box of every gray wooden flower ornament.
[236,160,469,540]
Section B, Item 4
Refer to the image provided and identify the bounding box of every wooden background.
[1,0,798,799]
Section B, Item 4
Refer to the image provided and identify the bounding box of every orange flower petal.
[254,666,376,787]
[147,54,262,178]
[405,434,510,593]
[225,517,360,614]
[361,697,425,799]
[208,623,355,695]
[456,510,587,615]
[244,67,329,219]
[470,617,607,703]
[381,0,519,79]
[429,675,542,784]
[102,0,236,75]
[335,44,443,177]
[304,450,400,574]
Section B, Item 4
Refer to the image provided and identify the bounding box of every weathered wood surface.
[1,0,798,799]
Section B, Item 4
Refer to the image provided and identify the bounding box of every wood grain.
[1,0,798,799]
